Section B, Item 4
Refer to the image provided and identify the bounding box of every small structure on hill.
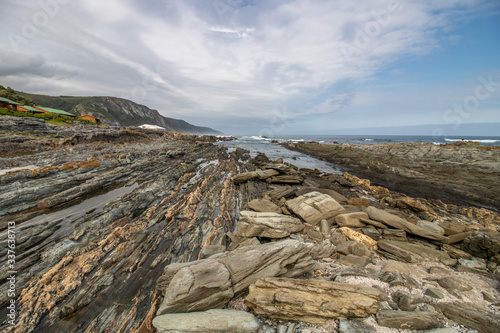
[76,115,103,125]
[17,105,44,114]
[0,97,21,111]
[34,106,76,118]
[139,124,166,130]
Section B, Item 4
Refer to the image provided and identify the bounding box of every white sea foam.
[445,138,500,143]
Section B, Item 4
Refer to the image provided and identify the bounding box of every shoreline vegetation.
[0,115,499,333]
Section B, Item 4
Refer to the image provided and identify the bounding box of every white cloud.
[0,0,497,133]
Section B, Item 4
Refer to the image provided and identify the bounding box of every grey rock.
[236,211,304,238]
[425,288,445,299]
[417,220,445,235]
[463,230,500,259]
[392,290,425,311]
[437,276,472,291]
[338,319,375,333]
[336,254,372,267]
[436,302,500,333]
[377,239,450,263]
[248,199,282,213]
[382,229,407,241]
[335,241,371,257]
[376,310,440,330]
[379,271,420,289]
[335,212,368,228]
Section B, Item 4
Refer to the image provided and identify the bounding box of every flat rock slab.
[246,277,380,324]
[436,302,500,333]
[335,212,368,228]
[233,171,259,184]
[153,309,261,333]
[247,199,282,214]
[237,211,304,238]
[437,276,472,291]
[377,239,450,263]
[286,191,345,225]
[376,310,440,330]
[365,207,447,241]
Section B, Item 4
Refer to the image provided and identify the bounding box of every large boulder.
[246,277,380,324]
[247,199,281,213]
[335,212,368,228]
[462,230,500,260]
[236,211,303,238]
[153,309,261,333]
[377,239,450,263]
[436,302,500,333]
[365,207,447,241]
[286,191,345,225]
[156,240,320,315]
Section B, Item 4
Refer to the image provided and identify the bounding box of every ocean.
[218,134,500,174]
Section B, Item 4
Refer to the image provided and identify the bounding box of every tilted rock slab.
[365,207,447,241]
[376,310,440,330]
[286,191,345,225]
[237,211,304,238]
[156,240,320,315]
[377,239,451,263]
[153,309,261,333]
[435,302,500,333]
[246,277,381,324]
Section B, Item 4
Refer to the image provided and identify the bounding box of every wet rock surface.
[1,116,499,333]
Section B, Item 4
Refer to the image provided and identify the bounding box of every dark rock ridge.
[1,116,499,333]
[281,141,500,211]
[16,90,222,134]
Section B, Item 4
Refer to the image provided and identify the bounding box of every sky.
[0,0,499,136]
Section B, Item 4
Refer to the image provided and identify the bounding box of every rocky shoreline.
[0,116,499,333]
[280,141,500,212]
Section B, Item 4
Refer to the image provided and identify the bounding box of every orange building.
[76,115,103,125]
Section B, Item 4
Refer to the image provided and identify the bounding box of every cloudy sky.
[1,0,499,135]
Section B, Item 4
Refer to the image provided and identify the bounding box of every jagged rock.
[338,319,375,333]
[438,220,468,235]
[462,230,500,259]
[379,271,420,289]
[392,290,425,311]
[425,288,445,299]
[381,261,410,275]
[152,309,261,333]
[268,186,296,200]
[335,212,368,228]
[360,218,388,229]
[382,229,406,240]
[295,187,348,204]
[437,277,472,291]
[233,171,259,184]
[376,310,440,330]
[336,255,372,267]
[337,227,378,249]
[377,239,450,263]
[396,197,437,220]
[286,191,345,225]
[359,228,380,241]
[247,199,282,213]
[156,240,320,315]
[441,244,473,259]
[417,220,445,235]
[335,241,371,257]
[435,302,500,333]
[256,169,280,180]
[347,197,371,207]
[365,207,447,241]
[236,211,304,238]
[267,175,303,184]
[246,277,380,324]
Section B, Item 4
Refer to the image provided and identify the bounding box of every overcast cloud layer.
[1,0,499,135]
